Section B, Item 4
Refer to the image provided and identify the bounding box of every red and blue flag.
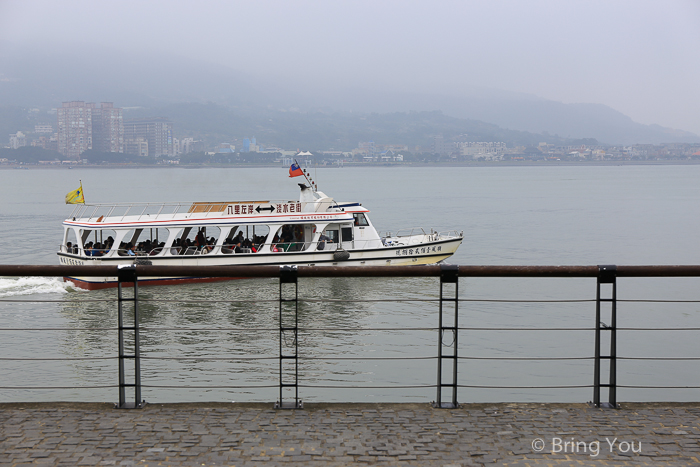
[289,162,303,178]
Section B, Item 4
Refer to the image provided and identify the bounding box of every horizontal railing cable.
[298,384,436,389]
[459,356,593,360]
[142,384,278,389]
[0,356,115,361]
[0,385,117,390]
[0,327,118,331]
[617,327,700,331]
[618,385,700,389]
[0,299,113,303]
[458,384,593,389]
[617,356,700,360]
[458,327,594,331]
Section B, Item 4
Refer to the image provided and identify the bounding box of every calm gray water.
[1,164,699,403]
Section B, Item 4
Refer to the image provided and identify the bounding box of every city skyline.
[1,0,699,137]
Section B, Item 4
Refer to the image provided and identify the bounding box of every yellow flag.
[65,184,85,204]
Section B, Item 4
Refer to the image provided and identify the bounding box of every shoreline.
[4,160,700,169]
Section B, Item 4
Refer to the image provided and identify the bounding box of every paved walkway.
[1,402,699,466]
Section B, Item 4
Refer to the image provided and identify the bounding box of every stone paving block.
[2,402,700,466]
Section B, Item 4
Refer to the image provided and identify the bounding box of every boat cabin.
[59,189,383,259]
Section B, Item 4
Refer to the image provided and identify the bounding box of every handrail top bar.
[3,264,700,278]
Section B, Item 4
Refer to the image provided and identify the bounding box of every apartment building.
[57,101,94,159]
[57,101,124,159]
[124,118,174,157]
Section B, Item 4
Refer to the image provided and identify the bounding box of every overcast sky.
[2,0,699,134]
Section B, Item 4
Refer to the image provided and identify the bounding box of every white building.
[457,142,507,159]
[9,131,26,149]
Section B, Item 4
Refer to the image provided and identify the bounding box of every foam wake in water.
[0,277,79,298]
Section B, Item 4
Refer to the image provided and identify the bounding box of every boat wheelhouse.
[58,184,463,289]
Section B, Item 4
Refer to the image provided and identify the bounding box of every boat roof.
[64,199,369,230]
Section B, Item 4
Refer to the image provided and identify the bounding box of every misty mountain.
[1,43,697,145]
[122,103,552,150]
[293,87,700,145]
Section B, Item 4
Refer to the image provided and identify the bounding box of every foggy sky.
[2,0,699,135]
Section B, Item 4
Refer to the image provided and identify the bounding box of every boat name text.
[396,246,442,256]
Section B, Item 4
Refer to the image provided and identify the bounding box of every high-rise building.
[57,101,95,159]
[57,101,124,159]
[92,103,124,153]
[124,137,149,158]
[124,118,174,157]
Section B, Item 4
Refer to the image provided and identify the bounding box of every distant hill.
[1,43,698,146]
[298,87,700,145]
[122,104,557,150]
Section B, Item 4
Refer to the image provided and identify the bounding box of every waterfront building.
[124,137,149,157]
[31,135,58,152]
[457,142,507,159]
[92,103,124,153]
[57,101,94,159]
[8,131,26,149]
[57,101,124,159]
[357,141,377,157]
[218,143,235,153]
[242,137,258,153]
[123,118,174,157]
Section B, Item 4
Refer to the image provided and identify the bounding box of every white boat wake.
[0,277,80,298]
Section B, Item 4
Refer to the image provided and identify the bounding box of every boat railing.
[67,199,336,222]
[393,227,428,238]
[68,202,195,223]
[270,241,316,253]
[437,230,463,239]
[381,229,462,246]
[59,239,357,258]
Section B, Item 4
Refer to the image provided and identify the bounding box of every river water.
[1,164,699,403]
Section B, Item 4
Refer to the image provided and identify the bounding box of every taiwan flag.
[289,162,303,177]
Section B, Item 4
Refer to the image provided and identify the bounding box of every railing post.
[432,264,459,408]
[593,264,618,408]
[275,265,303,409]
[115,265,145,409]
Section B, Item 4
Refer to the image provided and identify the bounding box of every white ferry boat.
[58,183,463,289]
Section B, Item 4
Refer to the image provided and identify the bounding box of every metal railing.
[1,264,700,409]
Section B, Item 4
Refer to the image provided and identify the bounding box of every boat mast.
[296,158,317,192]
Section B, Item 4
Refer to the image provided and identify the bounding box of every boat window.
[116,228,172,256]
[142,228,171,256]
[115,229,141,256]
[271,224,311,252]
[341,227,353,242]
[77,229,119,257]
[222,225,268,254]
[63,229,79,254]
[324,229,339,243]
[85,229,117,257]
[353,213,369,226]
[172,226,222,255]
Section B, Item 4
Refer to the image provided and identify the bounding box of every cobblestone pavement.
[1,402,699,466]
